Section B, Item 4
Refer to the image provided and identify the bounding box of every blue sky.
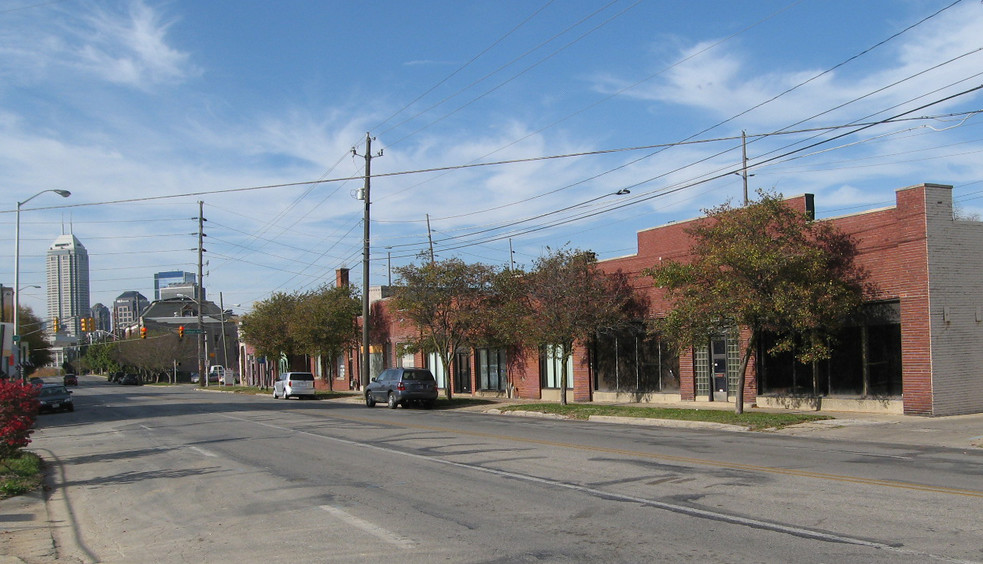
[2,0,982,317]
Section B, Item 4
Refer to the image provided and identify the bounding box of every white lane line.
[319,505,416,549]
[188,446,217,457]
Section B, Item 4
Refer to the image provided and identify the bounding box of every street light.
[14,189,71,380]
[177,293,207,388]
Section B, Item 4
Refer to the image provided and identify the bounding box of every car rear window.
[403,370,435,381]
[288,373,314,381]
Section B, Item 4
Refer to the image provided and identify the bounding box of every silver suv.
[273,372,316,399]
[365,368,438,409]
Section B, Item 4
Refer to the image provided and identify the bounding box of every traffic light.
[140,327,147,339]
[178,326,184,340]
[80,317,88,332]
[88,317,95,331]
[53,317,60,333]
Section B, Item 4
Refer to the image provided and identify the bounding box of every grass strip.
[497,403,831,430]
[0,451,43,500]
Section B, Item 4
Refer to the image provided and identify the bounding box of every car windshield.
[40,386,67,397]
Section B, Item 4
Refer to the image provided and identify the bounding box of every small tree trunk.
[734,332,756,415]
[559,348,569,406]
[442,350,454,401]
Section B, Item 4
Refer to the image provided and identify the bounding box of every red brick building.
[256,183,982,416]
[591,182,981,416]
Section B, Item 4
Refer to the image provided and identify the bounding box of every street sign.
[184,328,204,334]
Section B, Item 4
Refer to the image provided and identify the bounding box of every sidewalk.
[3,402,981,563]
[0,491,56,564]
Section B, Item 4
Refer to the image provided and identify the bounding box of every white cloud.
[0,0,198,90]
[73,1,199,88]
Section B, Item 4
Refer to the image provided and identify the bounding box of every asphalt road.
[29,377,983,563]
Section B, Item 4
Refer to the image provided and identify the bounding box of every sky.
[2,0,983,319]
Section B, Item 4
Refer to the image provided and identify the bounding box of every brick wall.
[924,185,983,415]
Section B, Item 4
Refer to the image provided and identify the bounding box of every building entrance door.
[455,350,472,393]
[711,337,728,402]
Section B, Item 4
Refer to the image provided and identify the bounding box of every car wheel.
[387,393,398,409]
[67,405,74,412]
[272,388,278,399]
[365,393,376,407]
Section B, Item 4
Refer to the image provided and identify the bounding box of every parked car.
[190,372,219,383]
[272,372,315,399]
[38,384,74,413]
[109,372,124,383]
[120,374,142,385]
[365,367,438,409]
[63,374,78,386]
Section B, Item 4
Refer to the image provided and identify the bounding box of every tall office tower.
[113,291,149,334]
[47,234,90,338]
[154,271,196,300]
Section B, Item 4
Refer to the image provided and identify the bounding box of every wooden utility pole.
[741,130,749,206]
[355,133,381,389]
[197,201,206,387]
[426,214,435,264]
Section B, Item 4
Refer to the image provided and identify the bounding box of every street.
[26,377,983,563]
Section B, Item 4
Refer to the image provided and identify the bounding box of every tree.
[16,306,52,377]
[645,192,870,414]
[522,247,638,405]
[82,341,121,375]
[239,292,300,359]
[392,259,499,400]
[290,284,361,389]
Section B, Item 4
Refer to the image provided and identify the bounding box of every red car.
[63,374,79,386]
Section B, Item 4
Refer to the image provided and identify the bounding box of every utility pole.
[197,201,206,388]
[509,238,516,271]
[354,133,382,389]
[219,291,229,378]
[426,213,435,264]
[741,130,749,206]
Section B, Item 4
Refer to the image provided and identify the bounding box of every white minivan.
[273,372,316,400]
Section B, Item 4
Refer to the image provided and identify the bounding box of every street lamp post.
[14,189,70,380]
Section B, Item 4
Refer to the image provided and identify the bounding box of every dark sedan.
[38,384,74,413]
[120,374,142,385]
[63,374,78,386]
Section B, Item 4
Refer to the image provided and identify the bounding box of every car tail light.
[396,382,406,391]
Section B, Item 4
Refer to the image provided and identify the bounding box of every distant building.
[0,285,12,323]
[91,303,111,332]
[141,297,238,377]
[114,291,149,336]
[154,271,195,300]
[160,282,204,301]
[47,234,89,338]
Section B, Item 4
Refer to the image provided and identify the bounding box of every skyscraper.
[47,234,90,338]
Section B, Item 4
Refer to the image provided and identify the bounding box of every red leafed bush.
[0,379,40,460]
